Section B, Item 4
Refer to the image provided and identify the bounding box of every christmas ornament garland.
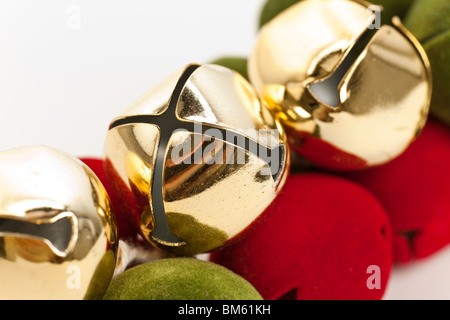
[1,0,449,300]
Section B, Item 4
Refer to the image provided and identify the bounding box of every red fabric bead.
[210,173,393,300]
[286,127,369,171]
[342,119,450,263]
[79,157,140,241]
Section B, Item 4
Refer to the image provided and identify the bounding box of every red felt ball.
[286,128,369,171]
[342,118,450,263]
[210,173,393,300]
[79,157,140,241]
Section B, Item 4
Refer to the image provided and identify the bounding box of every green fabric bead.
[103,258,263,300]
[257,0,414,29]
[210,56,249,81]
[373,0,414,25]
[258,0,300,28]
[404,0,450,40]
[404,0,450,126]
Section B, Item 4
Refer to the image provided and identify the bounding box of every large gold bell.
[0,146,118,300]
[103,63,289,256]
[249,0,432,170]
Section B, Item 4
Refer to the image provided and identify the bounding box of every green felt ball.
[404,0,450,126]
[403,0,450,41]
[373,0,414,25]
[210,56,249,81]
[103,258,263,300]
[257,0,414,29]
[258,0,300,28]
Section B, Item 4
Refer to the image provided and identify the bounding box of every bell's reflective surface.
[0,146,118,300]
[104,64,289,256]
[249,0,432,170]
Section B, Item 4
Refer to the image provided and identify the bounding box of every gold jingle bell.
[249,0,432,170]
[103,63,289,256]
[0,146,118,300]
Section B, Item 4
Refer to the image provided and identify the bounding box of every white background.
[1,0,449,300]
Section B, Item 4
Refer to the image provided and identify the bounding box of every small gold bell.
[248,0,432,170]
[103,63,289,256]
[0,146,118,300]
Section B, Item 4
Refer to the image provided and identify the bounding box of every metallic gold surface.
[249,0,432,170]
[0,146,118,300]
[104,64,289,255]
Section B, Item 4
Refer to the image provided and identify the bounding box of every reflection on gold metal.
[0,146,118,300]
[104,64,289,256]
[249,0,432,170]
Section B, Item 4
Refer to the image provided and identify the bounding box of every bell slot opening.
[308,26,379,108]
[0,214,74,254]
